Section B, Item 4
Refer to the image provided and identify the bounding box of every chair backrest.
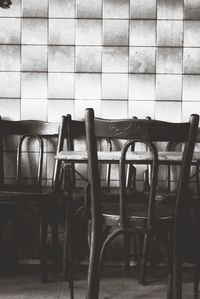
[85,108,199,228]
[0,118,60,187]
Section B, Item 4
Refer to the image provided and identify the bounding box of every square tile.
[75,46,101,73]
[182,102,200,121]
[157,21,183,47]
[21,72,47,99]
[49,0,75,18]
[156,75,182,101]
[22,0,48,17]
[76,20,101,46]
[21,99,47,121]
[184,0,200,20]
[130,0,156,19]
[75,100,101,119]
[0,99,20,120]
[156,48,182,74]
[103,0,129,19]
[49,46,74,72]
[0,0,20,17]
[129,47,155,73]
[103,20,129,46]
[157,0,183,19]
[22,18,47,45]
[0,72,20,98]
[75,73,101,100]
[184,21,200,47]
[102,47,128,73]
[0,45,20,71]
[129,74,155,100]
[48,99,74,122]
[77,0,102,18]
[48,73,74,99]
[22,46,47,72]
[155,101,182,122]
[183,75,200,101]
[130,20,156,46]
[49,19,75,45]
[102,74,128,100]
[101,101,128,118]
[0,18,20,44]
[128,101,155,118]
[184,48,200,74]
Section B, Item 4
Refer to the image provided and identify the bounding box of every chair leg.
[165,229,174,299]
[173,258,182,299]
[40,202,48,283]
[139,231,152,285]
[194,263,200,299]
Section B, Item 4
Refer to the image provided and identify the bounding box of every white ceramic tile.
[77,0,102,18]
[75,73,101,100]
[184,0,200,20]
[182,102,200,121]
[49,0,75,18]
[76,19,101,46]
[0,18,20,44]
[129,74,155,100]
[102,74,128,100]
[49,19,75,45]
[48,73,74,99]
[22,45,47,72]
[130,0,156,19]
[21,72,47,99]
[21,99,48,121]
[22,18,47,45]
[157,20,183,47]
[0,0,20,17]
[101,101,128,118]
[184,21,200,47]
[156,75,182,101]
[22,0,48,17]
[129,47,155,73]
[48,100,74,122]
[155,101,182,122]
[75,46,101,73]
[103,0,129,19]
[184,48,200,74]
[102,47,128,73]
[0,45,20,71]
[128,101,155,118]
[157,0,183,19]
[75,100,101,119]
[49,46,74,72]
[0,72,20,98]
[130,21,156,46]
[103,20,129,46]
[183,75,200,101]
[156,48,182,74]
[0,99,20,120]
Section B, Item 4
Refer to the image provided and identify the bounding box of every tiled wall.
[0,0,200,124]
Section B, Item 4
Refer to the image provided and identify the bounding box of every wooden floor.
[0,265,195,298]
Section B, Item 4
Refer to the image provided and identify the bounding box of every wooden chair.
[85,108,199,299]
[0,118,62,283]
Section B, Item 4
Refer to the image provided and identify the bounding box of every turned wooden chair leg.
[139,231,152,285]
[40,202,48,283]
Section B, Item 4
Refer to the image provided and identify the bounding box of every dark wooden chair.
[85,108,199,299]
[0,118,62,283]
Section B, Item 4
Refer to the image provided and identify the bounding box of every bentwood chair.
[85,108,199,299]
[0,118,62,283]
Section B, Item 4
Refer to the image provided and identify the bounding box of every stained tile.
[76,19,101,46]
[156,75,182,101]
[0,18,20,44]
[183,75,200,101]
[130,20,156,46]
[129,74,155,100]
[22,18,47,45]
[21,72,47,99]
[22,46,47,72]
[182,102,200,121]
[101,101,128,118]
[130,0,156,19]
[129,47,155,73]
[75,73,101,100]
[0,45,20,71]
[0,72,20,98]
[77,0,102,18]
[22,0,48,17]
[102,47,128,73]
[49,0,75,18]
[0,99,20,120]
[184,0,200,20]
[155,101,182,122]
[76,46,101,73]
[184,48,200,74]
[103,20,129,46]
[157,20,183,47]
[21,99,47,121]
[156,48,182,74]
[157,0,184,19]
[103,0,129,19]
[49,19,75,45]
[184,21,200,47]
[0,0,20,17]
[102,74,128,100]
[75,100,101,119]
[128,101,155,118]
[49,46,74,72]
[48,73,74,99]
[48,99,74,122]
